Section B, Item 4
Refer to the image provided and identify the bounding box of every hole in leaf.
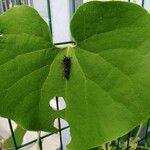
[53,118,69,129]
[53,118,71,148]
[49,97,66,111]
[62,126,71,148]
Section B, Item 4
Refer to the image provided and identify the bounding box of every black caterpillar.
[63,56,71,80]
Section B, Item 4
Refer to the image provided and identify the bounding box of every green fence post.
[16,0,21,5]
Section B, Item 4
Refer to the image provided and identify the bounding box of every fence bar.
[54,41,75,46]
[117,139,120,149]
[17,140,36,149]
[142,0,145,7]
[46,0,53,35]
[37,132,43,150]
[25,0,28,5]
[29,0,33,6]
[145,118,150,139]
[17,126,69,149]
[16,0,21,5]
[8,119,18,150]
[127,133,130,148]
[56,96,63,150]
[39,138,43,150]
[72,0,76,13]
[106,143,108,150]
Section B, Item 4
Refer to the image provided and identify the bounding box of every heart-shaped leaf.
[1,1,150,150]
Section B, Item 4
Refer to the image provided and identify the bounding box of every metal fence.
[0,0,150,149]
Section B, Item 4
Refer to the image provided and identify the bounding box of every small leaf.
[4,126,26,148]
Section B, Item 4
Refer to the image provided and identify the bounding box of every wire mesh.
[0,0,150,149]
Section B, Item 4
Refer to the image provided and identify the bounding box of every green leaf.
[1,2,150,150]
[0,5,59,131]
[4,126,26,148]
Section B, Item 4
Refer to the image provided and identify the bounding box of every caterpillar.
[63,56,71,80]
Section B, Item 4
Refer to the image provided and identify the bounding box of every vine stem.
[129,123,143,150]
[135,123,143,140]
[102,143,111,150]
[102,144,106,150]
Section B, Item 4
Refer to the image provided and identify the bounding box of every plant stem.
[129,123,143,150]
[135,123,143,140]
[102,144,106,150]
[102,143,111,150]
